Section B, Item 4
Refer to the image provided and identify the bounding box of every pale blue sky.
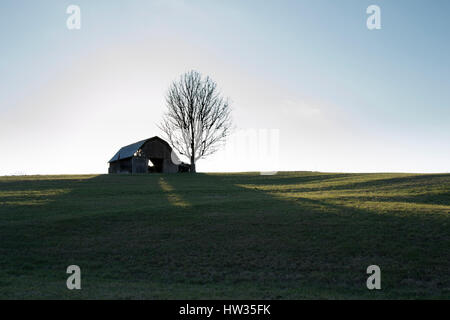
[0,0,449,174]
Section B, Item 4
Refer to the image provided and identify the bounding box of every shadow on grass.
[263,173,449,190]
[0,172,449,299]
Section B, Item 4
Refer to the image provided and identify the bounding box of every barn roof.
[108,136,171,163]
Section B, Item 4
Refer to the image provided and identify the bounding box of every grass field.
[0,172,449,299]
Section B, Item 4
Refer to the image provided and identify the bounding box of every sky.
[0,0,449,174]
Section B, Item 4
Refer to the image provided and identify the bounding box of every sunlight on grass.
[158,178,190,208]
[0,175,100,181]
[331,200,450,215]
[1,172,449,299]
[237,175,450,217]
[0,199,53,206]
[0,189,71,207]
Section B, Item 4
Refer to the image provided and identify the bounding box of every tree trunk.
[190,140,196,173]
[190,154,196,173]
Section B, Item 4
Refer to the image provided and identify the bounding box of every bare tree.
[159,70,232,173]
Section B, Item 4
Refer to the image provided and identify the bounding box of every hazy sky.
[1,0,449,174]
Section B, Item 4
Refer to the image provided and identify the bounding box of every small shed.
[108,136,190,174]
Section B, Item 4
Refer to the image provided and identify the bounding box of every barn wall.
[120,159,133,173]
[141,138,179,173]
[162,159,179,173]
[109,159,133,174]
[108,162,119,173]
[132,157,148,174]
[141,139,171,159]
[109,137,186,174]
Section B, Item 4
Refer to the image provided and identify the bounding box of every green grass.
[0,172,449,299]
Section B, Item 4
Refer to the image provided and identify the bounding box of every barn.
[108,136,190,174]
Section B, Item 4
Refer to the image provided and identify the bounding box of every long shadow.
[0,172,449,299]
[243,173,450,207]
[267,173,450,193]
[160,173,450,298]
[323,192,450,207]
[0,174,175,298]
[226,172,358,186]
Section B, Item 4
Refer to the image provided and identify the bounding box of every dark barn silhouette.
[108,136,190,174]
